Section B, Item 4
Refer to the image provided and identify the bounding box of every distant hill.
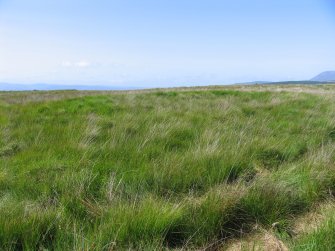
[236,80,334,86]
[311,71,335,82]
[0,83,141,91]
[266,81,330,85]
[236,80,335,86]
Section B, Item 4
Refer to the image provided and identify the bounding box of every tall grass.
[0,86,335,249]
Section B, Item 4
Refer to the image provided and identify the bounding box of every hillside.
[311,71,335,82]
[1,85,335,250]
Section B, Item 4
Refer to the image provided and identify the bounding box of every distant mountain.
[0,83,142,91]
[311,71,335,82]
[266,81,328,85]
[235,80,335,86]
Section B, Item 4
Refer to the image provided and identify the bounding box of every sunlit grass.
[0,85,335,249]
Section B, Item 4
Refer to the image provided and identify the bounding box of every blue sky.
[0,0,334,87]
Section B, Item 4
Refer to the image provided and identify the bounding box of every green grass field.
[1,84,335,250]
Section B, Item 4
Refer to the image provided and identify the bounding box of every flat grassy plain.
[1,84,335,250]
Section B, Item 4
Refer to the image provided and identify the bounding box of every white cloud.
[75,60,91,68]
[61,60,91,68]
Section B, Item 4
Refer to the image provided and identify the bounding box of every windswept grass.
[1,85,335,250]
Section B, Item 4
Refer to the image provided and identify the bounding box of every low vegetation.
[0,84,335,250]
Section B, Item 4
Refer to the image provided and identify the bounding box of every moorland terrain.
[1,84,335,250]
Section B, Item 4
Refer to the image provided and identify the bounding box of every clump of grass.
[155,91,178,97]
[0,196,60,250]
[164,128,196,151]
[0,142,21,157]
[170,184,246,247]
[239,178,307,226]
[328,128,335,141]
[255,148,286,169]
[93,196,183,249]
